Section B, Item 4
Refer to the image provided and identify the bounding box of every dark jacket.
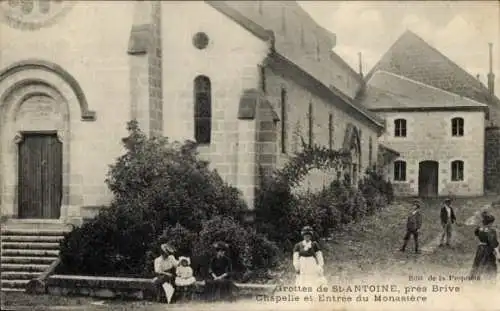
[440,204,456,225]
[407,209,422,231]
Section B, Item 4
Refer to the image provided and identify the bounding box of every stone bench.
[44,274,276,301]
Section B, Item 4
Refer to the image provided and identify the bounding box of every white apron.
[296,256,327,287]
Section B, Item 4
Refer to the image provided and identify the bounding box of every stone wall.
[263,67,380,191]
[378,110,486,196]
[485,126,500,192]
[160,1,270,208]
[148,1,163,137]
[0,3,135,220]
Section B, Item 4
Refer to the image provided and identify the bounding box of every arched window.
[328,113,334,150]
[259,65,266,93]
[394,119,407,137]
[194,75,211,144]
[280,88,287,153]
[308,102,313,147]
[394,160,406,181]
[451,117,464,136]
[451,160,464,181]
[368,137,373,167]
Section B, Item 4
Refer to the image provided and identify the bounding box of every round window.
[0,0,73,30]
[193,32,209,50]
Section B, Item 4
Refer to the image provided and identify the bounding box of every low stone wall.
[43,274,276,301]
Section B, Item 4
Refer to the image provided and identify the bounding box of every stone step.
[1,242,60,250]
[1,279,30,289]
[1,256,57,265]
[0,287,25,292]
[1,271,40,280]
[0,229,69,236]
[1,249,59,257]
[1,263,50,272]
[1,220,73,232]
[1,235,64,243]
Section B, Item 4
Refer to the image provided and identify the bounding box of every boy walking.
[400,200,423,254]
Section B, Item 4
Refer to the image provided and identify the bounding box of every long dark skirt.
[470,245,497,281]
[205,278,236,301]
[153,274,175,302]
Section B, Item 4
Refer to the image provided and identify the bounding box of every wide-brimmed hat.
[178,256,191,265]
[160,243,175,254]
[481,211,495,225]
[213,241,229,251]
[301,226,314,237]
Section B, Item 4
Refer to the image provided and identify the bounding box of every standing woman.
[153,243,178,303]
[470,211,500,282]
[293,226,327,287]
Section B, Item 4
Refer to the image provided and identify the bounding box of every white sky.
[298,1,500,96]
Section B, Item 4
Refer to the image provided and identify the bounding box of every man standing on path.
[439,198,456,247]
[400,199,423,254]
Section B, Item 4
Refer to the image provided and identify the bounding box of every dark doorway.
[418,160,439,197]
[18,133,62,219]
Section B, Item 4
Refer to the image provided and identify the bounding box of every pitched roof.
[366,30,498,107]
[206,1,383,128]
[362,70,488,111]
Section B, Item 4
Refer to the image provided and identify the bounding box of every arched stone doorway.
[0,60,94,221]
[1,82,69,219]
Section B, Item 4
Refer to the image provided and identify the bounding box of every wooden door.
[418,161,439,197]
[18,133,62,219]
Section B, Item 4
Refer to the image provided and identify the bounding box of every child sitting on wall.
[175,257,196,287]
[174,256,197,302]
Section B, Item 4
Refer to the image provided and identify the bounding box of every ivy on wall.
[275,138,352,189]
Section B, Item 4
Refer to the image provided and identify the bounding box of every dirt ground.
[2,195,500,311]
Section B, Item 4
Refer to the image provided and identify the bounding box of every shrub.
[59,121,250,276]
[359,168,394,214]
[59,203,154,276]
[254,175,296,247]
[255,144,394,251]
[192,216,280,279]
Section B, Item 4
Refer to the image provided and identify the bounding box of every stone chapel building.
[0,1,385,225]
[360,31,500,197]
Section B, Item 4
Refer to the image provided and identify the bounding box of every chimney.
[358,52,363,79]
[487,42,495,96]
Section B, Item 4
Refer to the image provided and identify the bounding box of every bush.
[59,121,253,277]
[254,176,296,248]
[59,203,154,276]
[192,216,280,278]
[255,145,394,251]
[359,168,394,214]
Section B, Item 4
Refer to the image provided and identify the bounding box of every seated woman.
[153,243,178,303]
[205,242,236,301]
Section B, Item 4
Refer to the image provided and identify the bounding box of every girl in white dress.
[175,257,196,287]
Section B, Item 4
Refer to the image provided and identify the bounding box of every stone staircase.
[1,222,71,292]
